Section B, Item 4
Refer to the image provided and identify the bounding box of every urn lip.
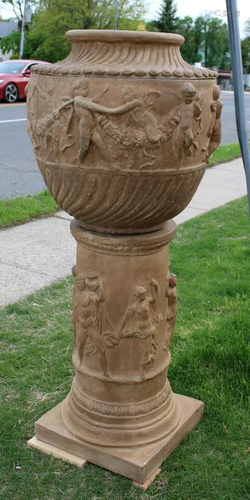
[65,29,185,46]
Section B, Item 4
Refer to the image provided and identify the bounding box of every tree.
[0,29,21,57]
[198,15,230,69]
[152,0,179,33]
[241,38,250,73]
[175,16,202,64]
[155,11,230,69]
[24,0,146,62]
[241,20,250,74]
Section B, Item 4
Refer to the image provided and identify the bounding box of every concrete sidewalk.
[0,158,247,307]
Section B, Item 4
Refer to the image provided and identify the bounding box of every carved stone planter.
[27,30,222,485]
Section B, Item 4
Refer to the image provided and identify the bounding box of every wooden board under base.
[28,393,204,484]
[133,468,161,490]
[27,437,87,468]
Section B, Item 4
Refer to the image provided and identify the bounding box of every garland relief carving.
[28,79,211,172]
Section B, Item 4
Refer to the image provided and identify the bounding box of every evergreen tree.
[152,0,179,33]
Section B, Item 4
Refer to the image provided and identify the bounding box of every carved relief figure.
[203,85,223,162]
[57,83,161,166]
[26,79,39,149]
[58,79,110,161]
[73,270,119,377]
[164,273,177,350]
[120,86,161,144]
[30,79,205,170]
[27,82,58,158]
[120,280,163,379]
[168,83,204,160]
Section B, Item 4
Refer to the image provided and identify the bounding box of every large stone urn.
[27,30,222,485]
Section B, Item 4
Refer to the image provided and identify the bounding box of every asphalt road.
[0,102,46,200]
[0,91,250,200]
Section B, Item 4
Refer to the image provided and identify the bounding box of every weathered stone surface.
[27,30,222,234]
[26,30,222,482]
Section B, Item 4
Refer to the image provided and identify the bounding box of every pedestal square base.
[28,394,204,484]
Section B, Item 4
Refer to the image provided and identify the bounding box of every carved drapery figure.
[165,273,178,350]
[72,269,119,378]
[120,279,163,379]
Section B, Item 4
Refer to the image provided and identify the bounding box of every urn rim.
[65,29,185,46]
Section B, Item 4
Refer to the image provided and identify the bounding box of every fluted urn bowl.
[27,30,219,234]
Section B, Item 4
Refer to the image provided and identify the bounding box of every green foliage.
[0,197,250,499]
[179,15,230,68]
[242,37,250,73]
[0,29,20,55]
[208,141,250,167]
[24,0,146,62]
[149,6,230,68]
[175,16,202,64]
[241,19,250,73]
[200,15,230,69]
[151,0,179,33]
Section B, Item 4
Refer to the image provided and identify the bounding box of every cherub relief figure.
[58,79,110,161]
[57,82,161,166]
[203,85,223,162]
[164,273,178,350]
[164,83,204,161]
[120,280,163,379]
[72,270,119,378]
[120,86,161,144]
[30,79,205,169]
[27,80,56,153]
[96,86,161,168]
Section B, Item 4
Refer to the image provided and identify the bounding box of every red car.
[0,59,49,103]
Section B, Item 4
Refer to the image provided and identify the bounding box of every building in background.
[216,69,233,90]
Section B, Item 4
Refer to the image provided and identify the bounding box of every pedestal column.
[33,220,204,483]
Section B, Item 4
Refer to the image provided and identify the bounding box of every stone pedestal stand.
[25,29,222,487]
[29,219,204,485]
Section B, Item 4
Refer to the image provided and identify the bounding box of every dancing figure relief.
[120,279,163,379]
[164,273,178,350]
[72,269,119,378]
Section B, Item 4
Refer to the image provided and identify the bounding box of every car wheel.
[4,83,19,103]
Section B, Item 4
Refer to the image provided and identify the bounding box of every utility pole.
[19,0,27,59]
[226,0,250,215]
[115,0,119,30]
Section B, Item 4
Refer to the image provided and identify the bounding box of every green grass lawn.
[0,197,250,499]
[0,189,58,228]
[208,141,245,166]
[0,140,248,229]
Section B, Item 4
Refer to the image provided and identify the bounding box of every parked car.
[0,59,49,103]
